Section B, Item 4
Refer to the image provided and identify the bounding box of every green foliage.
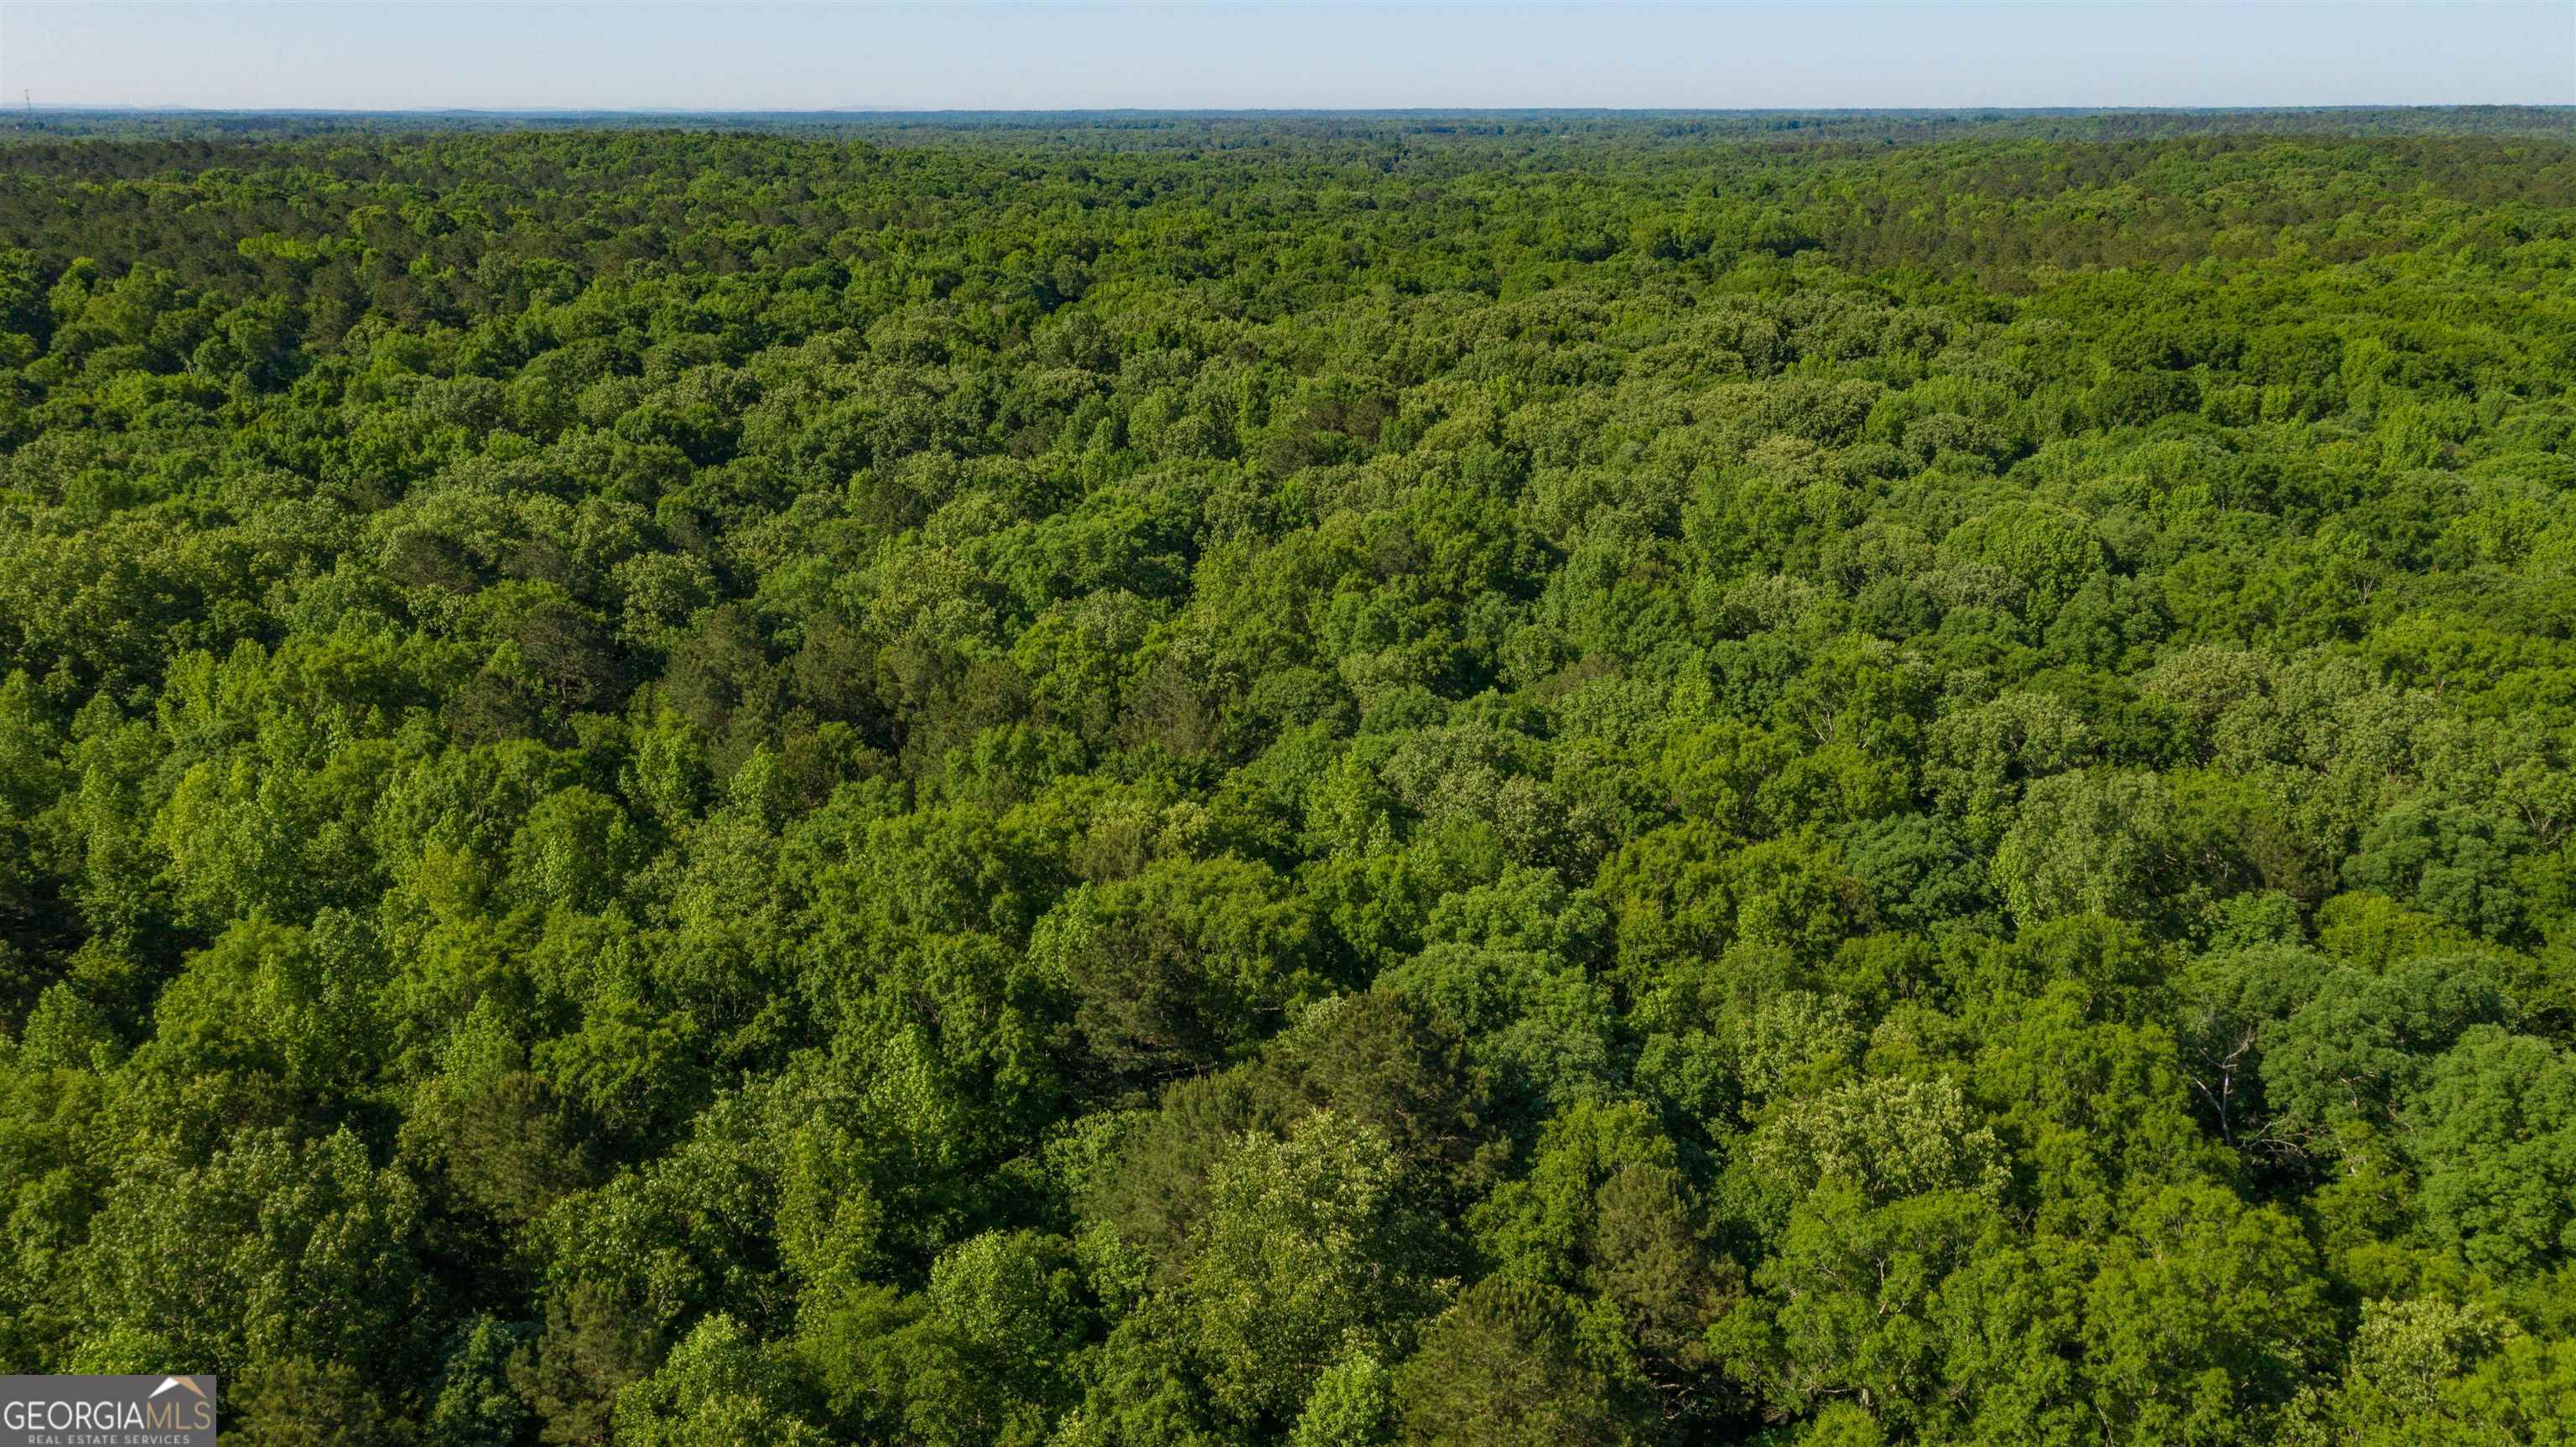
[1182,1112,1435,1426]
[1391,1278,1659,1447]
[0,112,2571,1442]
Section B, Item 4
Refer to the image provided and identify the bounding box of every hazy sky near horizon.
[2,1,2567,112]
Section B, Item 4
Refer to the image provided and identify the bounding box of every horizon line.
[14,101,2574,117]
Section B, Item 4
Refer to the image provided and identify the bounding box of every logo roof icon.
[148,1377,208,1401]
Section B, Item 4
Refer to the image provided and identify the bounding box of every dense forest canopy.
[1,111,2574,1444]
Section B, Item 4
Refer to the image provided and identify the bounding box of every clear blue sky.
[3,1,2568,112]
